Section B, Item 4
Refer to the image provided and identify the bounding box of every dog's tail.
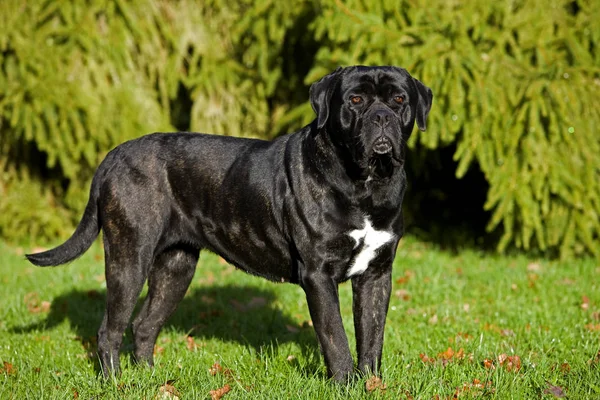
[26,185,101,267]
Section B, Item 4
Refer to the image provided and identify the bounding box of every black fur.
[27,66,432,382]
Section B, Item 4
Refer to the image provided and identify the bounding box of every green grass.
[1,237,599,399]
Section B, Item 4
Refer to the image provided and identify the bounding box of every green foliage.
[308,0,600,258]
[1,0,599,258]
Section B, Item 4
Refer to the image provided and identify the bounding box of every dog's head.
[310,66,433,178]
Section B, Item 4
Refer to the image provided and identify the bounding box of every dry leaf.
[527,262,542,272]
[208,362,233,378]
[544,384,566,398]
[209,363,224,376]
[454,379,494,397]
[582,295,590,310]
[395,270,414,285]
[419,353,435,364]
[498,354,521,372]
[157,382,180,399]
[483,358,495,370]
[585,323,600,331]
[186,336,203,351]
[0,361,16,375]
[209,384,231,400]
[365,376,387,393]
[559,363,571,373]
[438,347,455,360]
[24,292,51,313]
[395,289,410,301]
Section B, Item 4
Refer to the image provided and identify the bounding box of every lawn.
[1,237,599,399]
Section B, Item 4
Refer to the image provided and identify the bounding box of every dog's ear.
[309,67,343,130]
[413,78,433,131]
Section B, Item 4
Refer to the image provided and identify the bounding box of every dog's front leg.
[301,270,354,382]
[351,269,392,376]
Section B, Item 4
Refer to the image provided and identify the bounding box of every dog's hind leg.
[131,246,199,367]
[97,238,151,378]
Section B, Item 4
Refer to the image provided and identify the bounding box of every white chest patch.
[346,218,394,277]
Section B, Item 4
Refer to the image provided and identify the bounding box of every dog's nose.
[372,136,393,155]
[372,109,393,127]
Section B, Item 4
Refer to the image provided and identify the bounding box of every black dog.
[27,66,432,382]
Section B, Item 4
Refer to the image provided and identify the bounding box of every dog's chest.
[346,217,394,278]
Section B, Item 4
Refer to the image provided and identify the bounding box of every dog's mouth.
[364,136,403,179]
[371,136,393,155]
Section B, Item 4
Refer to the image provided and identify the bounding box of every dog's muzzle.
[372,136,393,155]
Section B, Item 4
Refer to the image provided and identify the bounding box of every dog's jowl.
[27,66,433,382]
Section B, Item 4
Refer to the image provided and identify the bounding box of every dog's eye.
[350,96,363,105]
[393,96,404,104]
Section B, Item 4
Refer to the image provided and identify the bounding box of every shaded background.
[0,0,598,258]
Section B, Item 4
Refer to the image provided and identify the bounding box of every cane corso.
[26,65,432,382]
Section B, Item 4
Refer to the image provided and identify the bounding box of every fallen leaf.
[209,363,223,376]
[543,384,566,398]
[365,376,387,393]
[395,270,414,285]
[590,350,600,365]
[285,325,299,333]
[186,336,203,351]
[157,381,180,399]
[585,323,600,332]
[0,361,16,375]
[428,314,438,325]
[582,295,590,311]
[395,289,411,301]
[286,355,296,362]
[498,354,521,372]
[419,353,435,364]
[453,332,472,343]
[72,388,79,399]
[201,295,215,304]
[527,273,539,288]
[527,262,542,272]
[453,379,494,397]
[24,292,51,313]
[483,358,495,370]
[208,362,233,378]
[559,363,571,373]
[209,384,231,400]
[154,345,165,355]
[438,347,455,360]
